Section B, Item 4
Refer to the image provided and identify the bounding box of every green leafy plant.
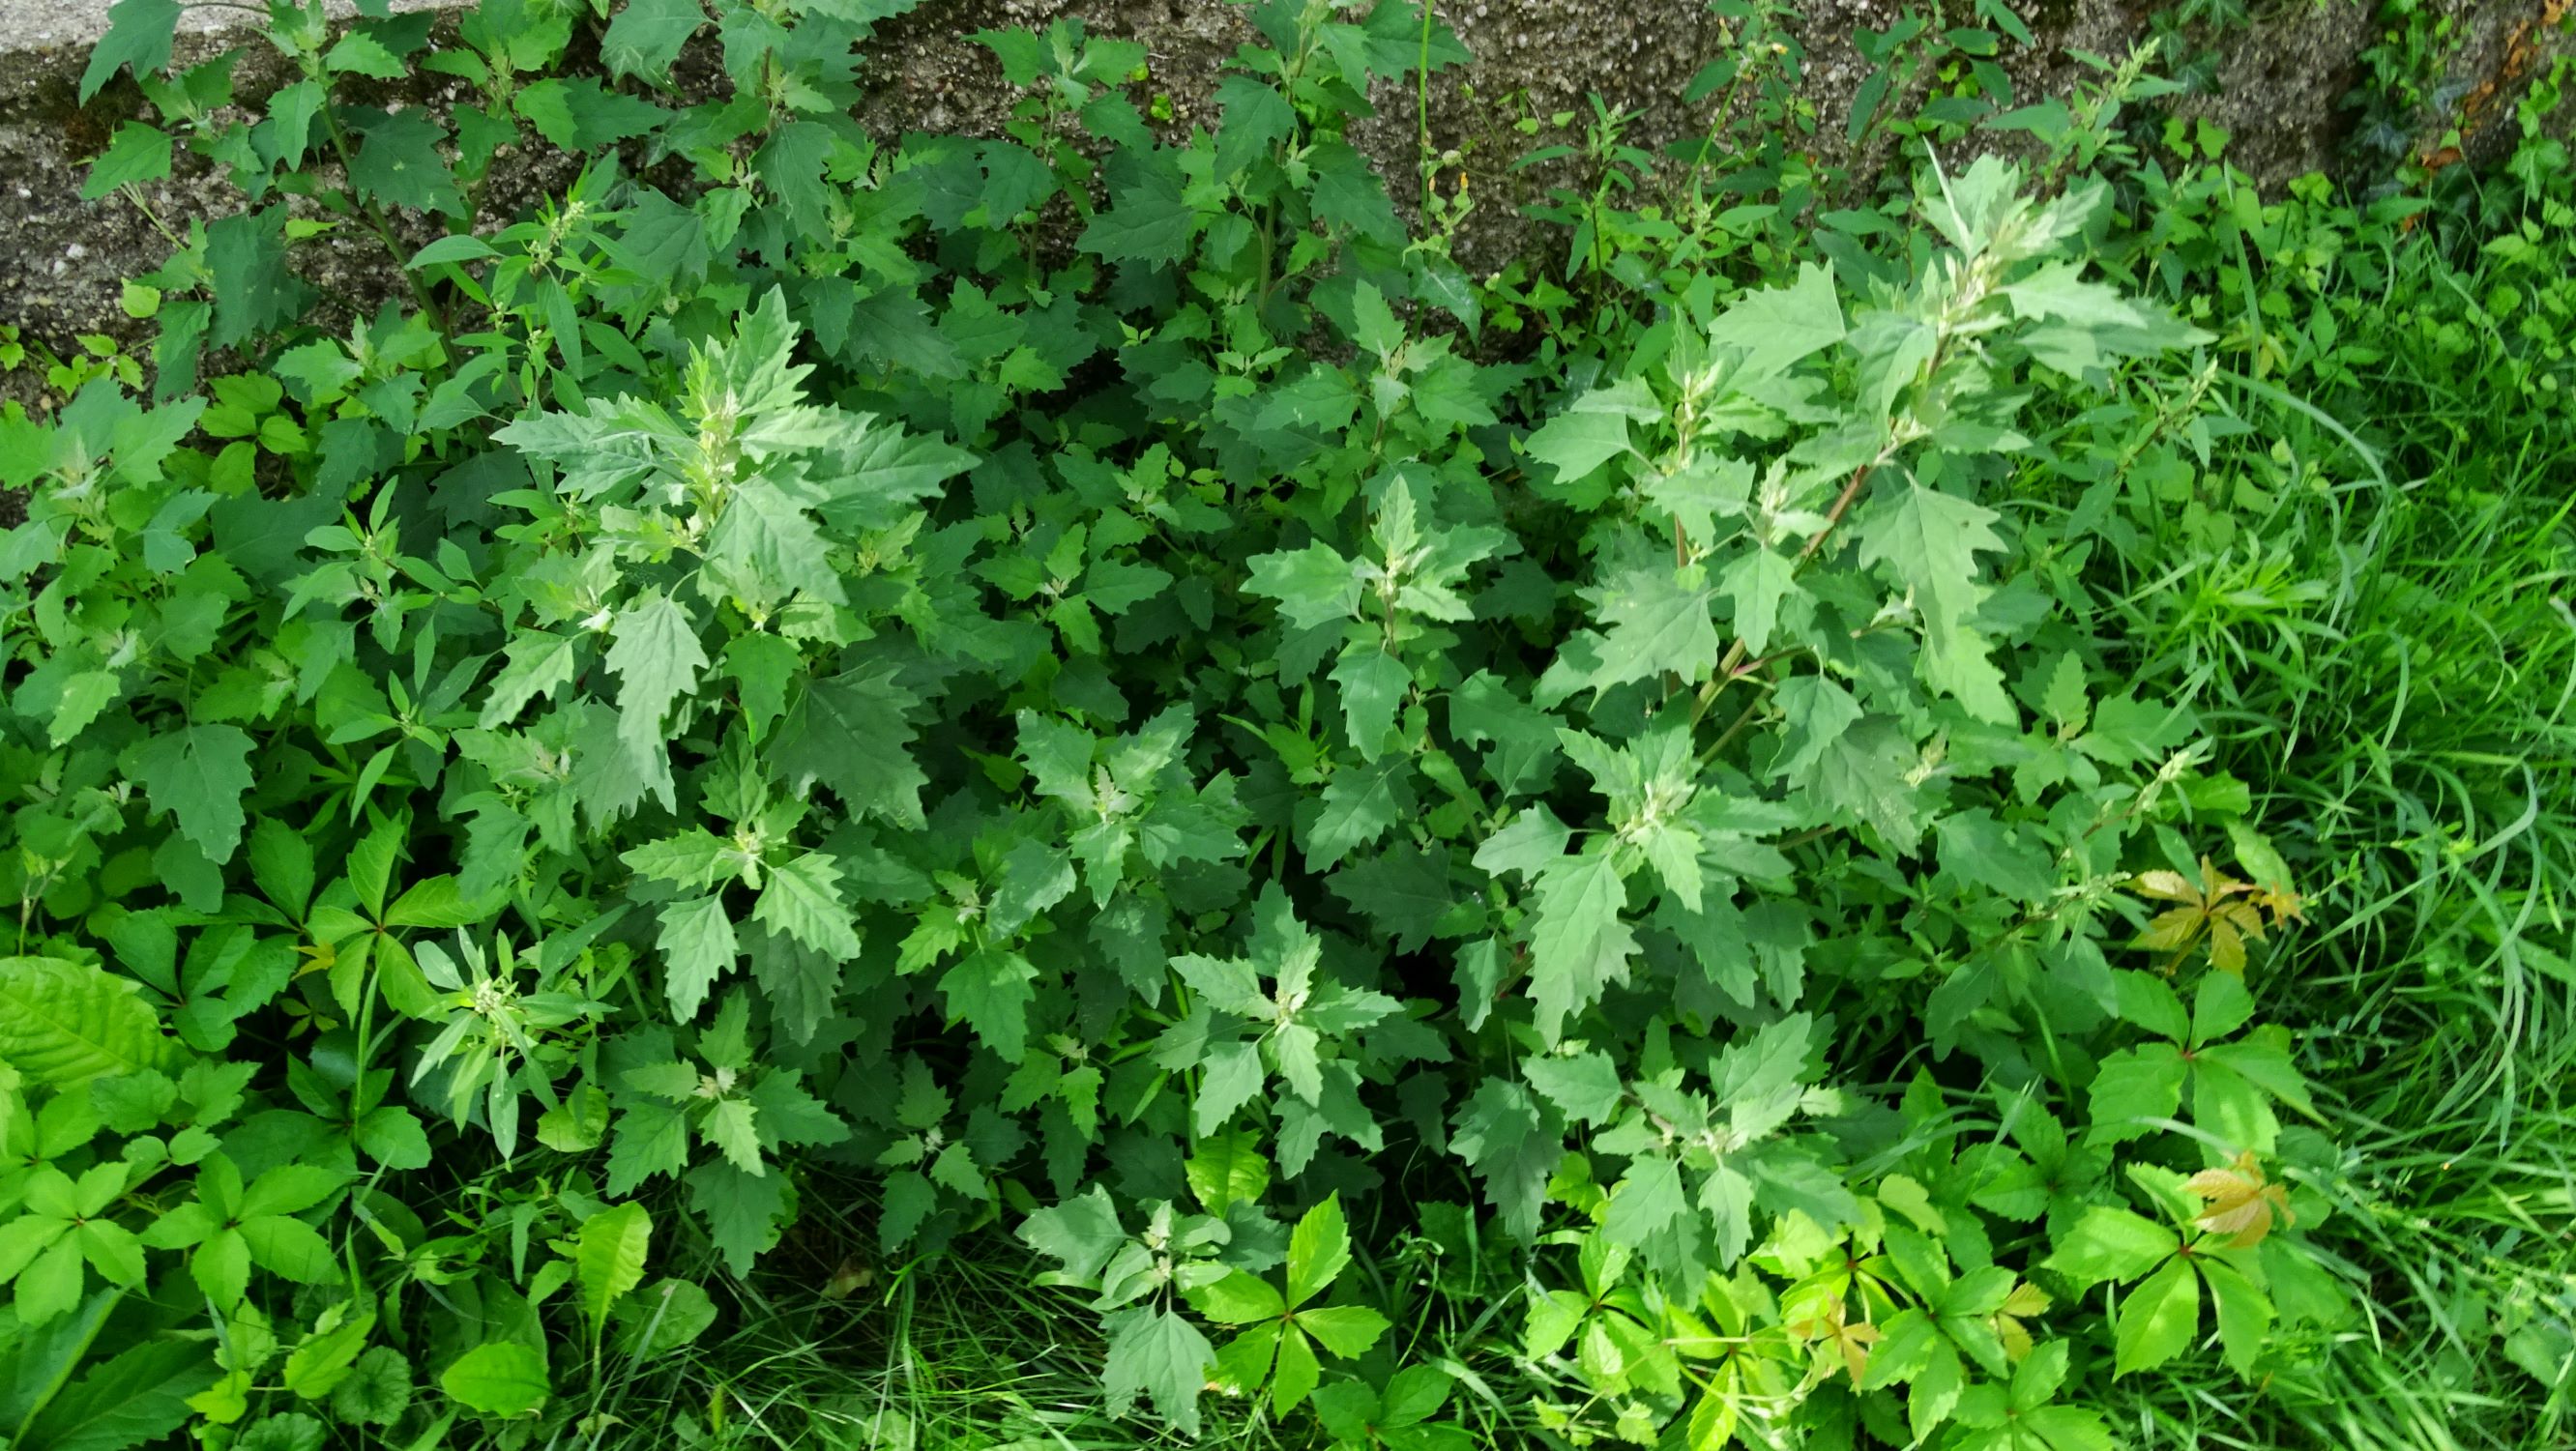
[2,0,2566,1445]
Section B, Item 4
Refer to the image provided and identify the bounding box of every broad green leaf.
[656,895,737,1021]
[129,723,256,865]
[1186,1129,1273,1214]
[1857,480,2008,637]
[2085,1043,2186,1144]
[1705,263,1846,383]
[1272,1324,1322,1414]
[1526,850,1635,1045]
[605,591,708,749]
[1100,1305,1215,1436]
[283,1299,377,1399]
[2112,1257,2199,1378]
[79,0,181,100]
[750,854,861,961]
[0,957,177,1084]
[2202,1257,2272,1378]
[330,1345,413,1425]
[80,122,171,201]
[241,1215,337,1282]
[1285,1194,1352,1309]
[611,1278,717,1359]
[18,1337,213,1451]
[1017,1185,1127,1284]
[1191,1269,1286,1323]
[940,949,1038,1060]
[1585,565,1719,687]
[2043,1207,2179,1286]
[601,0,704,81]
[576,1202,652,1340]
[1522,1051,1625,1126]
[1297,1304,1390,1357]
[440,1341,549,1417]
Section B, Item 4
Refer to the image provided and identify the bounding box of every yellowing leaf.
[2183,1150,2294,1248]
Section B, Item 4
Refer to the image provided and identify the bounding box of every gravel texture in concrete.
[0,0,2566,389]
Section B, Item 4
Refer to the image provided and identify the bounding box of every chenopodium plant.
[23,0,2365,1443]
[1418,157,2349,1443]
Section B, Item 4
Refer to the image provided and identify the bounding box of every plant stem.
[318,100,450,331]
[1689,460,1878,727]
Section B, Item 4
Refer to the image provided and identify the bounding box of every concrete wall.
[2,0,2568,363]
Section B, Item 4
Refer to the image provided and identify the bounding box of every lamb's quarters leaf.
[1100,1305,1215,1435]
[1192,1037,1266,1136]
[1857,479,2008,637]
[204,209,311,346]
[128,723,255,865]
[1017,1184,1127,1284]
[750,854,862,962]
[1522,1051,1625,1126]
[1245,543,1361,631]
[1524,408,1633,504]
[1327,845,1457,953]
[940,948,1038,1060]
[80,122,172,201]
[813,423,978,531]
[1450,1079,1560,1242]
[80,0,182,100]
[1079,146,1192,267]
[1603,1150,1689,1251]
[605,591,709,749]
[1450,672,1562,797]
[1718,545,1798,656]
[655,895,738,1022]
[601,0,703,81]
[688,1160,787,1274]
[1526,850,1635,1045]
[746,929,839,1049]
[1310,139,1401,243]
[347,108,465,216]
[1705,263,1847,383]
[773,665,926,827]
[1302,759,1413,870]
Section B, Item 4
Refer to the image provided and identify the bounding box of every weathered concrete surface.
[12,0,457,45]
[2,0,2569,387]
